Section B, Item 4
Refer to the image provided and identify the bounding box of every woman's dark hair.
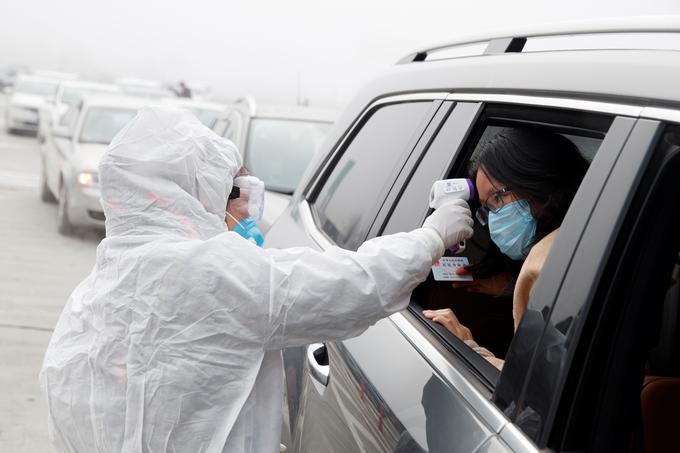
[472,127,590,242]
[466,127,590,277]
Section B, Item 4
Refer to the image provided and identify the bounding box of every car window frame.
[377,99,616,379]
[371,93,645,451]
[487,117,636,446]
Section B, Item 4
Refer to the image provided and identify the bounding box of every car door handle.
[307,343,329,386]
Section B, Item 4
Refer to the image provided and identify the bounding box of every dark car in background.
[265,18,680,453]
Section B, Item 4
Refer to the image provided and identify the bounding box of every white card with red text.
[431,256,473,281]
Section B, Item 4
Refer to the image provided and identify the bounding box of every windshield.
[79,107,138,144]
[245,118,331,194]
[14,79,57,97]
[191,108,220,127]
[61,87,116,105]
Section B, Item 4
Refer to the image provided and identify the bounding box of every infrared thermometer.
[429,178,475,254]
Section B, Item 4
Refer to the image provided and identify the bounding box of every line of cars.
[3,71,338,236]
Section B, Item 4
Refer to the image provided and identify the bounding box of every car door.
[279,95,449,449]
[293,94,639,452]
[290,99,490,452]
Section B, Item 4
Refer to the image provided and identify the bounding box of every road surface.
[0,94,99,452]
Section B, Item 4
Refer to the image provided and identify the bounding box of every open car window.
[383,102,614,392]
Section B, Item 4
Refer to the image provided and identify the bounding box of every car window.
[190,108,219,128]
[389,102,614,396]
[383,102,482,236]
[244,118,331,194]
[312,101,436,250]
[78,107,138,144]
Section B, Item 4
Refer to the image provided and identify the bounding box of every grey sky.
[1,0,678,106]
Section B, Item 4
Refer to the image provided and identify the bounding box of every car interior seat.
[640,257,680,453]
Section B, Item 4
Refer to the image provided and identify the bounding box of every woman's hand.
[452,268,514,297]
[422,308,473,342]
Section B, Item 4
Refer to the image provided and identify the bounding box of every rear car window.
[79,107,138,145]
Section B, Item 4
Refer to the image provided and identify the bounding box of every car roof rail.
[234,96,257,117]
[397,15,680,64]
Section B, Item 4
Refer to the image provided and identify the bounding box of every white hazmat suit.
[40,107,473,453]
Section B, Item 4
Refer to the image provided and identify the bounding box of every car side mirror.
[53,125,72,139]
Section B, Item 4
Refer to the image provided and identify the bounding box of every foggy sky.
[1,0,678,106]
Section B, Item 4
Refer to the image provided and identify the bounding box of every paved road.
[0,95,100,452]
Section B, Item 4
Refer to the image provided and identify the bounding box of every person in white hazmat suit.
[39,107,474,453]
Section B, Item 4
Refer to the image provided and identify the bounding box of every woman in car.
[423,127,590,368]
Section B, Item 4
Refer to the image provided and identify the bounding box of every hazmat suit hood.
[100,107,241,239]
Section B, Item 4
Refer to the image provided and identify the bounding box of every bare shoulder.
[526,229,559,265]
[518,229,560,279]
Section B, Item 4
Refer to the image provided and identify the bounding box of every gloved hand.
[422,199,474,250]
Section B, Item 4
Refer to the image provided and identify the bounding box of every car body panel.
[295,320,497,453]
[5,75,60,133]
[6,92,47,133]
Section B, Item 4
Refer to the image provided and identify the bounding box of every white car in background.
[212,97,337,232]
[4,74,60,134]
[115,77,174,99]
[38,80,122,142]
[40,95,155,234]
[163,97,226,127]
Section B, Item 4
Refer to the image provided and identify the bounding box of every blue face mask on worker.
[227,180,265,247]
[488,199,537,260]
[232,217,264,247]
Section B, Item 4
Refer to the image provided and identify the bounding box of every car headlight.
[77,171,98,187]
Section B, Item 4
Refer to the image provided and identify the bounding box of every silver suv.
[266,18,680,453]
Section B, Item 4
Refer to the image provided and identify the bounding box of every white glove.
[422,199,474,250]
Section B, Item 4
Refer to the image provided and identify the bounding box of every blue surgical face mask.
[488,199,537,260]
[232,217,264,247]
